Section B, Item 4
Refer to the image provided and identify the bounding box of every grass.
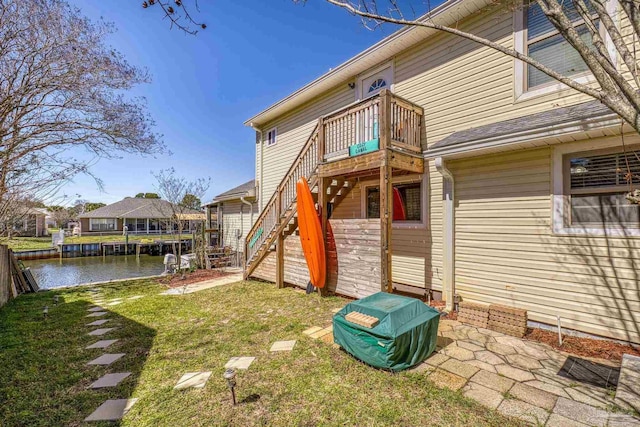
[0,279,526,426]
[3,233,194,252]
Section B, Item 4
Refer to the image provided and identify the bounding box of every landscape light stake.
[223,368,237,405]
[43,306,48,320]
[53,295,59,305]
[557,315,563,346]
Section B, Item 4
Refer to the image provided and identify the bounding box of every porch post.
[275,190,284,288]
[318,176,328,296]
[379,89,393,293]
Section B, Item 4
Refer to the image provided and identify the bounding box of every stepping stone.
[506,353,543,370]
[89,372,131,389]
[225,357,255,370]
[428,369,467,391]
[86,312,108,318]
[616,354,640,412]
[107,301,122,306]
[88,328,115,336]
[310,327,332,339]
[470,369,514,393]
[270,340,297,352]
[87,353,125,366]
[509,382,558,411]
[174,371,212,390]
[497,398,550,425]
[87,307,104,312]
[495,364,535,382]
[439,358,479,379]
[128,295,143,300]
[86,319,110,327]
[86,339,119,349]
[107,298,123,303]
[425,352,450,367]
[303,326,323,336]
[84,398,137,422]
[331,308,340,314]
[463,382,504,409]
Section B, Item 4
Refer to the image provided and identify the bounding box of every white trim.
[355,61,395,101]
[552,136,640,237]
[513,1,615,102]
[359,173,427,229]
[266,127,277,147]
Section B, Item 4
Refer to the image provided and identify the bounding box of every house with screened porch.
[243,0,640,344]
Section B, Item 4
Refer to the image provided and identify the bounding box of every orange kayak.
[296,177,326,288]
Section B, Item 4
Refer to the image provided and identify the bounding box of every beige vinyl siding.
[221,200,258,255]
[259,84,355,210]
[449,147,640,343]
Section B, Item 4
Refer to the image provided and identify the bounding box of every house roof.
[425,101,620,157]
[207,180,256,204]
[78,198,203,219]
[244,0,490,128]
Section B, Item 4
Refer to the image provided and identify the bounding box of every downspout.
[240,196,254,267]
[251,124,263,210]
[434,157,455,312]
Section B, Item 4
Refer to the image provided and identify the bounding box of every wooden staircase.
[244,119,355,279]
[244,90,425,290]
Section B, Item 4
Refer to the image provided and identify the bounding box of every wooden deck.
[245,89,424,295]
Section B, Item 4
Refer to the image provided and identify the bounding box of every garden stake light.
[223,368,237,405]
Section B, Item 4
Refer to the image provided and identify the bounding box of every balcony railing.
[321,90,423,162]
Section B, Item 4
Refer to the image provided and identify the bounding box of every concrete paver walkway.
[415,319,640,426]
[159,273,243,295]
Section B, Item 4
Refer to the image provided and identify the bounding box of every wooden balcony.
[317,89,424,179]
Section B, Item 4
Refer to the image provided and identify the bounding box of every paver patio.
[419,319,640,426]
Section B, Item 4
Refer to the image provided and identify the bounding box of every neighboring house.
[204,180,258,261]
[77,198,205,234]
[32,208,55,230]
[243,0,640,344]
[17,208,47,237]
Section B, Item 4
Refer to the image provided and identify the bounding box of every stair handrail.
[245,122,320,248]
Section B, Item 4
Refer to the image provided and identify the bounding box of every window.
[566,150,640,227]
[368,78,387,93]
[366,182,422,222]
[90,218,116,231]
[525,1,597,89]
[266,128,277,147]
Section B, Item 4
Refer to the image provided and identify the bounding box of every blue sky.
[63,0,406,205]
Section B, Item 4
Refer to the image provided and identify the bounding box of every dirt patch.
[525,328,640,362]
[159,269,231,288]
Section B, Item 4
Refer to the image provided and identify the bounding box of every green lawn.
[3,234,194,252]
[0,279,525,426]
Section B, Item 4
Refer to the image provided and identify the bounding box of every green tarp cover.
[333,292,440,371]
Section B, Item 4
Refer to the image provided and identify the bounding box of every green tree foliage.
[135,193,161,199]
[180,194,202,210]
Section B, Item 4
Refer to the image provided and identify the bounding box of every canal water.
[23,255,165,289]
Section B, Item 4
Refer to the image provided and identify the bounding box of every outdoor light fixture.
[223,368,237,405]
[53,295,59,305]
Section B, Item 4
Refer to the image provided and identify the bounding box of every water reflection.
[24,255,165,289]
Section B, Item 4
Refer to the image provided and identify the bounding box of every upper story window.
[566,149,640,227]
[366,182,422,222]
[525,1,597,90]
[266,128,277,147]
[368,78,387,94]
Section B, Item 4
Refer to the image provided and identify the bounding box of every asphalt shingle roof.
[430,100,616,150]
[212,179,255,202]
[78,198,202,219]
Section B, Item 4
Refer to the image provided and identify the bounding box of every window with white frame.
[266,128,277,147]
[565,149,640,227]
[365,181,422,222]
[89,218,116,231]
[523,1,598,90]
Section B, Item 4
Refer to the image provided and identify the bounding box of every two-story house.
[243,0,640,344]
